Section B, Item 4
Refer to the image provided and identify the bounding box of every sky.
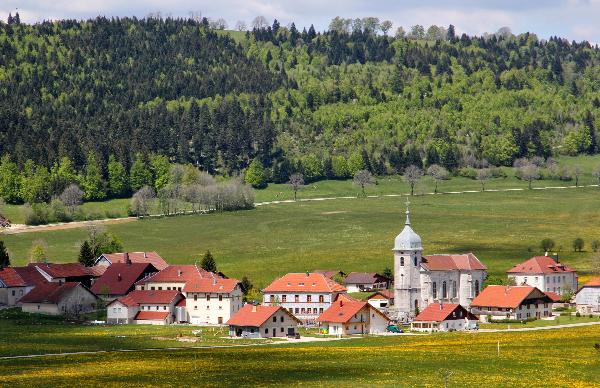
[2,0,600,43]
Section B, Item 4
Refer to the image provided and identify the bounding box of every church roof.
[421,253,487,271]
[393,204,422,251]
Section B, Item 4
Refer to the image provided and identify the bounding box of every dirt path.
[2,183,599,235]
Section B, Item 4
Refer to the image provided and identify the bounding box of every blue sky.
[3,0,600,43]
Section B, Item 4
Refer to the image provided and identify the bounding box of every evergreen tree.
[0,241,10,269]
[78,240,95,267]
[200,250,217,273]
[107,155,128,197]
[81,152,106,201]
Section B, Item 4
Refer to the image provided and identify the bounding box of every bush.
[457,167,477,179]
[23,203,50,225]
[576,312,581,317]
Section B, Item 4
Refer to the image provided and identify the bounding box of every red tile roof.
[344,272,390,284]
[183,277,240,294]
[134,311,170,320]
[506,256,576,274]
[471,285,549,309]
[20,282,90,304]
[0,268,28,287]
[30,263,100,279]
[422,253,487,271]
[544,291,562,302]
[582,277,600,287]
[99,252,169,270]
[313,270,344,279]
[111,290,181,307]
[367,289,394,300]
[175,298,186,307]
[262,273,347,293]
[414,303,477,322]
[317,299,389,323]
[135,265,214,286]
[90,263,157,296]
[12,266,47,287]
[227,305,300,327]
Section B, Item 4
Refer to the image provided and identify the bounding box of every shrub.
[591,240,600,252]
[573,238,584,252]
[457,167,477,179]
[576,312,581,317]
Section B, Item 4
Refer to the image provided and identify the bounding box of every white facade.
[229,308,300,338]
[321,306,389,336]
[411,318,478,332]
[575,286,600,314]
[0,285,34,306]
[21,285,97,316]
[262,292,338,324]
[186,287,244,325]
[508,273,577,295]
[106,300,138,324]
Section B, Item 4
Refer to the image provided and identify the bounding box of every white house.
[411,303,479,332]
[507,255,578,296]
[0,267,35,306]
[316,296,389,335]
[106,289,183,325]
[20,282,98,316]
[262,272,347,324]
[367,290,394,310]
[575,277,600,314]
[470,285,553,321]
[392,203,487,322]
[227,304,301,338]
[344,272,391,292]
[135,265,243,325]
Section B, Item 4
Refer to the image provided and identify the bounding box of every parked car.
[386,325,403,333]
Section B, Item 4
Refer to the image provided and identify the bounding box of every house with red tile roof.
[344,272,391,292]
[316,298,389,335]
[27,262,103,288]
[90,263,158,300]
[507,255,578,297]
[470,285,553,321]
[95,252,169,270]
[227,304,301,338]
[135,265,243,325]
[411,303,478,332]
[20,282,98,316]
[106,289,183,325]
[575,277,600,314]
[262,272,347,324]
[367,289,395,310]
[0,267,35,306]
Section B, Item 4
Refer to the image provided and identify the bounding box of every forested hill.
[1,16,600,191]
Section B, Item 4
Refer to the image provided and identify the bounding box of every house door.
[287,327,295,336]
[218,317,223,324]
[272,328,276,337]
[235,328,242,337]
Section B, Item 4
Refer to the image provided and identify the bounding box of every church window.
[452,281,457,298]
[413,257,417,266]
[400,257,404,266]
[414,299,419,310]
[475,280,480,296]
[432,282,437,299]
[442,282,447,299]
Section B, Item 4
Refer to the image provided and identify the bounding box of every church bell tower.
[393,199,423,319]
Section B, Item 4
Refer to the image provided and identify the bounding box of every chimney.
[251,305,257,313]
[178,270,182,277]
[552,253,559,263]
[544,251,549,257]
[124,252,131,265]
[144,252,147,259]
[117,273,122,281]
[306,271,309,277]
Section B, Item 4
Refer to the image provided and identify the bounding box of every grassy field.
[480,315,600,330]
[2,187,600,287]
[1,325,599,386]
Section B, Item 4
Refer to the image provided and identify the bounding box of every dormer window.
[299,282,304,286]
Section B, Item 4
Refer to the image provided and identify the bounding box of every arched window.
[475,280,480,296]
[400,257,404,266]
[452,281,457,298]
[414,299,419,310]
[442,281,447,299]
[432,282,437,299]
[413,256,417,266]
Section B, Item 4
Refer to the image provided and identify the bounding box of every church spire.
[405,197,411,226]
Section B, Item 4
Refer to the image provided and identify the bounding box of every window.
[265,328,268,334]
[178,287,182,291]
[219,306,222,310]
[442,281,447,299]
[151,287,155,290]
[474,280,480,297]
[432,282,437,299]
[295,308,299,314]
[414,299,419,310]
[301,308,306,314]
[156,306,159,311]
[206,305,210,310]
[280,327,284,332]
[273,316,277,322]
[452,281,457,298]
[11,290,15,296]
[400,257,404,266]
[280,316,284,322]
[206,295,211,301]
[163,306,166,310]
[307,295,312,302]
[194,294,197,301]
[295,295,300,302]
[158,287,162,290]
[194,305,198,310]
[307,308,312,314]
[413,257,417,266]
[270,295,275,303]
[319,295,324,303]
[113,308,117,313]
[282,295,287,302]
[219,295,223,302]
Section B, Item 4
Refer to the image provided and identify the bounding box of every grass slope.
[1,326,599,386]
[2,188,600,287]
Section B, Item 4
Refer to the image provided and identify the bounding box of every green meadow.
[2,186,600,287]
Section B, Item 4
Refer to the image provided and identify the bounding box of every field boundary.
[2,183,599,235]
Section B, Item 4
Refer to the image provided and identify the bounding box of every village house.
[20,282,98,316]
[316,295,389,335]
[575,277,600,314]
[90,262,158,300]
[106,289,183,325]
[227,304,301,338]
[344,272,391,292]
[135,265,243,325]
[470,285,553,321]
[366,289,395,310]
[26,262,103,288]
[411,303,479,332]
[0,267,35,306]
[262,272,347,324]
[95,251,169,270]
[506,255,578,296]
[392,203,487,321]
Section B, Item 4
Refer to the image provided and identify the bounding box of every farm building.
[575,277,600,314]
[470,285,553,321]
[95,252,169,270]
[24,262,104,288]
[0,267,35,306]
[90,262,158,300]
[227,304,301,338]
[106,289,183,325]
[411,303,478,332]
[317,296,389,335]
[367,289,394,309]
[344,272,391,292]
[20,282,98,316]
[507,255,578,296]
[262,272,347,324]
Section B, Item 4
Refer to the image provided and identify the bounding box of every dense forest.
[1,15,600,204]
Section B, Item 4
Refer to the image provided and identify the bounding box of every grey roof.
[345,272,389,284]
[393,208,422,251]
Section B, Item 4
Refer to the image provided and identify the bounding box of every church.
[392,202,487,322]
